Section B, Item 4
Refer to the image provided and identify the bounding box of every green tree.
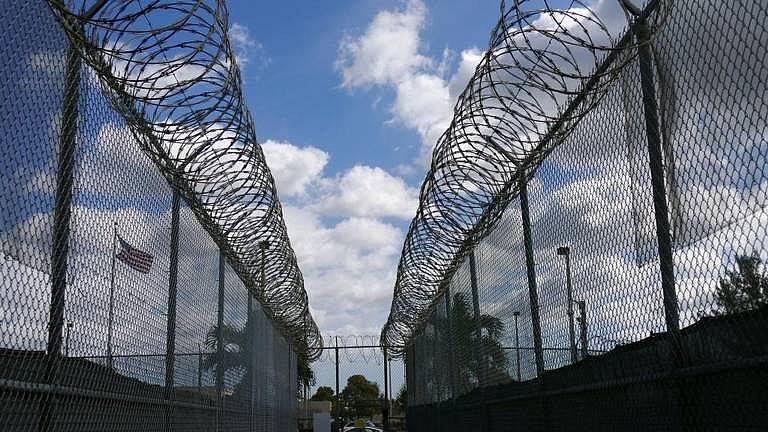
[202,317,316,399]
[202,321,250,372]
[310,386,335,402]
[715,253,768,314]
[340,375,381,419]
[297,353,315,394]
[433,293,509,389]
[394,385,407,413]
[201,318,252,397]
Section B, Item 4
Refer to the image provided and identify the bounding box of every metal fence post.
[513,311,521,381]
[633,11,680,335]
[444,287,456,398]
[577,301,588,359]
[519,174,547,432]
[468,251,486,387]
[383,346,390,430]
[468,251,489,432]
[334,336,340,431]
[557,246,578,364]
[164,190,181,431]
[216,250,225,432]
[631,10,687,431]
[518,175,545,377]
[247,293,254,429]
[40,38,82,432]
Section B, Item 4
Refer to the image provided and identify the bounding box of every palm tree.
[297,353,315,398]
[202,322,251,372]
[203,316,316,399]
[202,319,252,398]
[425,293,509,392]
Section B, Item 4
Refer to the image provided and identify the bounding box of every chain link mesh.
[306,336,405,432]
[1,0,304,430]
[401,0,768,430]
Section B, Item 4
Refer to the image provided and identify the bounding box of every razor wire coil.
[381,0,666,356]
[46,0,323,359]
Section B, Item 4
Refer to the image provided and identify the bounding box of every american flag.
[116,235,153,273]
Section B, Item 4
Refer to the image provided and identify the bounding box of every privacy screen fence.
[0,0,317,431]
[389,0,768,431]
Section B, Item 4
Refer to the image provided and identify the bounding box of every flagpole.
[107,221,117,369]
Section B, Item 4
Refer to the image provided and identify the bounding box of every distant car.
[343,420,382,432]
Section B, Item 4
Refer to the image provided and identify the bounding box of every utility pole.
[557,246,578,364]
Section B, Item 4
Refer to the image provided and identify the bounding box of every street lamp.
[512,311,521,381]
[575,300,589,359]
[65,321,73,356]
[557,246,578,364]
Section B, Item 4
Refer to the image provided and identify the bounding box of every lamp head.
[258,240,271,250]
[512,311,520,317]
[556,246,570,256]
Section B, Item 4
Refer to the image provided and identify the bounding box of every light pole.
[64,321,73,356]
[576,300,589,359]
[512,311,521,381]
[557,246,578,364]
[197,342,203,397]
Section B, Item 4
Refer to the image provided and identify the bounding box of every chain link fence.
[1,0,304,430]
[402,0,768,430]
[298,336,407,431]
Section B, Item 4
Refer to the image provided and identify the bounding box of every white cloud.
[255,140,416,334]
[315,165,418,220]
[282,206,403,335]
[229,23,269,69]
[447,48,483,100]
[261,139,329,197]
[392,73,452,160]
[336,0,430,89]
[336,0,483,167]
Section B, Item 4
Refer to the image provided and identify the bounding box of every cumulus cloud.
[314,165,418,220]
[336,0,430,88]
[256,139,416,334]
[261,139,329,197]
[282,206,403,335]
[336,0,482,166]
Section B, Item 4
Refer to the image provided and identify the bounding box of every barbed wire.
[381,0,666,356]
[46,0,322,359]
[314,335,386,364]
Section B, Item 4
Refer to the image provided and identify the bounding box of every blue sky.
[217,0,501,337]
[231,0,497,178]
